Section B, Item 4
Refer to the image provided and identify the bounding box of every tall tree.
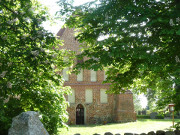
[145,89,157,111]
[58,0,180,109]
[133,94,143,112]
[0,0,73,134]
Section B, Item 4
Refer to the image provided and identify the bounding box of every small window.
[68,89,75,103]
[104,71,107,81]
[90,70,97,82]
[85,89,93,103]
[77,69,83,81]
[62,67,69,81]
[100,89,108,103]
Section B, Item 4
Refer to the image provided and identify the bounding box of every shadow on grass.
[137,119,180,122]
[70,124,98,128]
[61,119,180,129]
[69,121,137,128]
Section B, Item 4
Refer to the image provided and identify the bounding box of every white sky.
[139,94,148,108]
[38,0,93,34]
[38,0,148,109]
[38,0,61,34]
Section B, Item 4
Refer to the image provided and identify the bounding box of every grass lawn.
[58,119,180,135]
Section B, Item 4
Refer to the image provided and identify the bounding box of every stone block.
[174,130,180,135]
[124,133,133,135]
[148,131,156,135]
[165,131,175,135]
[156,130,165,135]
[8,111,49,135]
[104,132,113,135]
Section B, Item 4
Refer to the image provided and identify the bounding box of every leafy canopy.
[58,0,180,109]
[0,0,73,134]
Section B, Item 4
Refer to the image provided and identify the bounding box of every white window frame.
[77,69,83,81]
[104,71,107,81]
[68,89,75,103]
[62,67,69,81]
[85,89,93,103]
[90,70,97,82]
[100,89,108,103]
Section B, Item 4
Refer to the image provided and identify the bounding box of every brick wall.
[57,28,136,124]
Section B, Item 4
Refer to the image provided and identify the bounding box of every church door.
[76,104,84,125]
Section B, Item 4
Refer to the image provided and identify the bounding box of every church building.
[57,28,136,125]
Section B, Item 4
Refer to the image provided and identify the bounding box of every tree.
[58,0,180,110]
[156,84,180,111]
[133,94,143,112]
[0,0,73,134]
[145,89,157,111]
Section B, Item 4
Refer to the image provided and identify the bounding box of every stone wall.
[74,130,180,135]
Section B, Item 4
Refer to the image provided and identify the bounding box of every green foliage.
[137,115,150,119]
[133,94,143,112]
[155,114,165,119]
[156,85,180,111]
[58,0,180,110]
[145,89,157,111]
[0,0,73,134]
[174,122,180,130]
[137,114,164,119]
[0,98,23,134]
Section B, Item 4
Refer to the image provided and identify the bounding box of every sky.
[38,0,93,34]
[139,94,148,108]
[38,0,148,109]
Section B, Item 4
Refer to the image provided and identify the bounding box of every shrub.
[155,114,164,119]
[164,112,170,117]
[175,122,180,130]
[137,115,150,119]
[0,98,23,135]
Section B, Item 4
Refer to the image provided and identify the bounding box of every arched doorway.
[76,104,84,125]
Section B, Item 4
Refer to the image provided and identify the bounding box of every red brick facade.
[57,28,136,125]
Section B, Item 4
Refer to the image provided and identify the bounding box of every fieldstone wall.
[73,130,180,135]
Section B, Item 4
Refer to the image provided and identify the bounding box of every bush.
[0,98,23,135]
[0,85,70,135]
[137,115,150,119]
[164,112,170,117]
[155,115,164,119]
[175,122,180,130]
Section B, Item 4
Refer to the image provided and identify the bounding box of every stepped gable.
[57,27,81,53]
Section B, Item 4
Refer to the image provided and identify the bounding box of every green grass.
[58,119,180,135]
